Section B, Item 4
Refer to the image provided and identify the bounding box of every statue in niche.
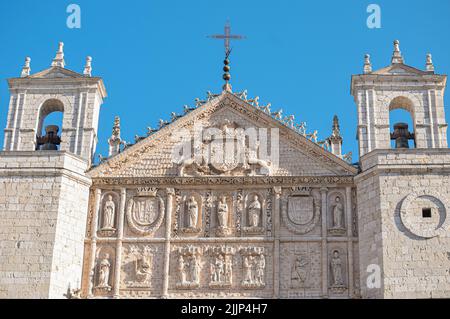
[256,254,265,284]
[217,196,229,228]
[248,195,261,228]
[97,254,111,288]
[211,255,225,283]
[178,255,187,284]
[186,196,199,228]
[243,256,253,284]
[331,196,344,229]
[291,255,308,287]
[190,255,201,284]
[331,250,344,287]
[102,195,115,230]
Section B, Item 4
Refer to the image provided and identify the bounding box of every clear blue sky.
[0,0,449,161]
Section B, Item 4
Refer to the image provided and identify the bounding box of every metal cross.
[208,20,246,54]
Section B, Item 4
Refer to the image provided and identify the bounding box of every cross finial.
[208,21,246,91]
[51,41,65,68]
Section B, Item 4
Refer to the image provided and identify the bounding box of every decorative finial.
[108,116,122,157]
[328,115,343,157]
[83,56,92,77]
[222,50,232,92]
[391,40,404,64]
[363,54,372,74]
[51,42,65,68]
[426,53,434,72]
[20,57,31,77]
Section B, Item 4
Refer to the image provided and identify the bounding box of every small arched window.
[36,99,64,150]
[388,97,416,149]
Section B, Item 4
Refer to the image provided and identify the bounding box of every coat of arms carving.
[126,188,165,235]
[282,187,321,234]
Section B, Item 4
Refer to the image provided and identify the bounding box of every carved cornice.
[91,175,355,187]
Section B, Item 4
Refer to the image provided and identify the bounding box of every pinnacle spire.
[20,57,31,77]
[108,116,122,157]
[391,40,404,64]
[51,42,65,68]
[363,54,372,74]
[426,53,434,72]
[83,56,92,77]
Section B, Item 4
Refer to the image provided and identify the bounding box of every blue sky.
[0,0,449,161]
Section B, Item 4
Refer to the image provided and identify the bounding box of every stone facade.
[0,41,449,299]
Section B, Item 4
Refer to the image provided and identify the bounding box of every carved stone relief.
[94,249,114,294]
[126,187,165,235]
[176,245,203,289]
[215,195,233,237]
[240,247,266,289]
[180,193,202,234]
[208,246,235,288]
[281,187,321,234]
[242,193,265,235]
[123,245,155,288]
[329,248,347,294]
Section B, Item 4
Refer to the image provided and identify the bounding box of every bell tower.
[352,41,450,298]
[0,43,106,298]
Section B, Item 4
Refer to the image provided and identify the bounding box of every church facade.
[0,41,449,299]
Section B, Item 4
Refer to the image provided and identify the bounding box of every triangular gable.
[89,91,357,178]
[371,63,429,76]
[28,66,85,79]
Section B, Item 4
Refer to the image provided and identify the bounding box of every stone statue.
[225,257,232,282]
[243,256,253,283]
[178,255,186,284]
[212,255,225,282]
[186,196,198,228]
[256,254,265,284]
[248,195,261,228]
[291,255,308,287]
[97,254,111,288]
[332,196,344,229]
[190,255,200,284]
[217,196,229,228]
[331,250,344,286]
[102,195,115,230]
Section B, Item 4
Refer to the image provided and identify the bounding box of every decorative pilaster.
[87,188,101,298]
[320,187,328,297]
[272,186,282,299]
[345,186,354,298]
[162,188,175,297]
[113,188,126,298]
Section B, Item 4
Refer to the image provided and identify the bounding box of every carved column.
[272,186,282,299]
[162,188,174,297]
[113,188,126,298]
[87,188,101,298]
[346,186,354,298]
[320,187,328,297]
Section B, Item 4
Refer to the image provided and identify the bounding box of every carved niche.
[123,245,155,288]
[328,192,346,236]
[176,245,203,289]
[126,187,165,235]
[208,246,235,288]
[329,248,347,294]
[240,247,266,289]
[214,194,234,237]
[180,193,203,234]
[98,191,119,237]
[177,120,273,177]
[94,249,114,295]
[281,187,321,234]
[242,192,266,235]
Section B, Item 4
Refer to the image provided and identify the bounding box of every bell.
[390,123,413,149]
[37,125,61,150]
